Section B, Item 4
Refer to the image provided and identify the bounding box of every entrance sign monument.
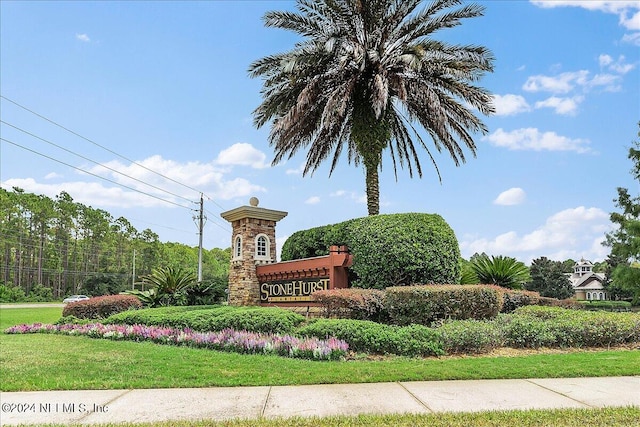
[221,198,352,306]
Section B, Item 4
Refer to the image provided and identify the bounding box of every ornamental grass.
[4,323,348,361]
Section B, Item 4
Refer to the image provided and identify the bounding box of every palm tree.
[249,0,495,215]
[471,254,530,290]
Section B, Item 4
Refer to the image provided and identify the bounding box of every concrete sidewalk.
[1,376,638,425]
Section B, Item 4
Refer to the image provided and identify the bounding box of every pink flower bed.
[5,323,348,361]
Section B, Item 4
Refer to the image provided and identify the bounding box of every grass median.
[1,306,638,392]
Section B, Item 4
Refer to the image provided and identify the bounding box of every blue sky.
[1,1,639,264]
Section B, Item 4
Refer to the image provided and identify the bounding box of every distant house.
[568,259,607,300]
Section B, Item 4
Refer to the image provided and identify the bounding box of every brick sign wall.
[256,246,352,306]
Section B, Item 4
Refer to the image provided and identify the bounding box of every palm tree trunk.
[365,161,380,216]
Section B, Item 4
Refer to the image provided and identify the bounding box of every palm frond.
[249,0,494,214]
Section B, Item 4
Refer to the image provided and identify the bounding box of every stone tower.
[220,197,287,306]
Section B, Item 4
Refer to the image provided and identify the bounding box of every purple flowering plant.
[4,323,348,361]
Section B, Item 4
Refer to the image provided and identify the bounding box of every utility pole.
[197,193,205,283]
[132,249,136,290]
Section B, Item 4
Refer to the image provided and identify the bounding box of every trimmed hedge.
[281,213,460,289]
[502,306,640,348]
[281,221,354,261]
[62,295,142,319]
[312,288,387,322]
[104,305,305,334]
[295,319,444,357]
[101,304,639,356]
[578,300,633,311]
[436,319,505,354]
[385,285,503,326]
[346,214,460,288]
[492,287,542,313]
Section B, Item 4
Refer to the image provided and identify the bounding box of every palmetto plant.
[249,0,494,215]
[128,266,197,307]
[471,254,530,290]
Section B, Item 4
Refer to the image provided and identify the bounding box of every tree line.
[0,187,230,301]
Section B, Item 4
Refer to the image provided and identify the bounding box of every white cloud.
[621,9,640,31]
[599,54,636,75]
[76,33,90,42]
[523,69,623,94]
[215,177,265,200]
[531,1,640,45]
[330,190,366,204]
[2,178,165,208]
[305,196,321,205]
[491,94,531,116]
[534,96,583,115]
[286,163,305,175]
[494,188,526,206]
[460,206,611,262]
[599,54,614,67]
[72,153,267,206]
[486,128,591,153]
[530,1,640,29]
[44,172,62,180]
[216,143,268,169]
[523,71,589,94]
[622,32,640,45]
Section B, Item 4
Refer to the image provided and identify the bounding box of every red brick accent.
[256,246,353,306]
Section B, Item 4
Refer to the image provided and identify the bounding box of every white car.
[63,295,90,304]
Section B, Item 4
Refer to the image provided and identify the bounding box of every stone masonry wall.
[228,217,277,305]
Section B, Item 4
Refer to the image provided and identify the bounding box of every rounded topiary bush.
[281,213,460,289]
[347,213,460,289]
[281,220,354,261]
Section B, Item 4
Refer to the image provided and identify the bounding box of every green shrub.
[105,305,304,334]
[392,324,445,357]
[470,254,530,290]
[578,300,632,311]
[104,305,230,328]
[126,266,197,307]
[507,306,640,348]
[538,297,582,310]
[347,213,460,288]
[62,295,142,319]
[295,319,444,356]
[312,288,387,322]
[385,285,502,326]
[54,315,91,325]
[207,308,304,334]
[281,226,332,260]
[281,221,354,260]
[495,287,541,313]
[512,305,569,320]
[0,283,26,302]
[186,276,228,305]
[436,319,504,354]
[281,213,460,289]
[501,316,558,348]
[26,284,54,302]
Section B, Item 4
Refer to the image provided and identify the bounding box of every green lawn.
[1,306,639,427]
[1,306,639,392]
[20,407,640,427]
[0,306,62,328]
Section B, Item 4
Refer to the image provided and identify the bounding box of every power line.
[1,120,198,205]
[204,208,232,234]
[1,137,194,210]
[1,95,225,208]
[204,194,227,212]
